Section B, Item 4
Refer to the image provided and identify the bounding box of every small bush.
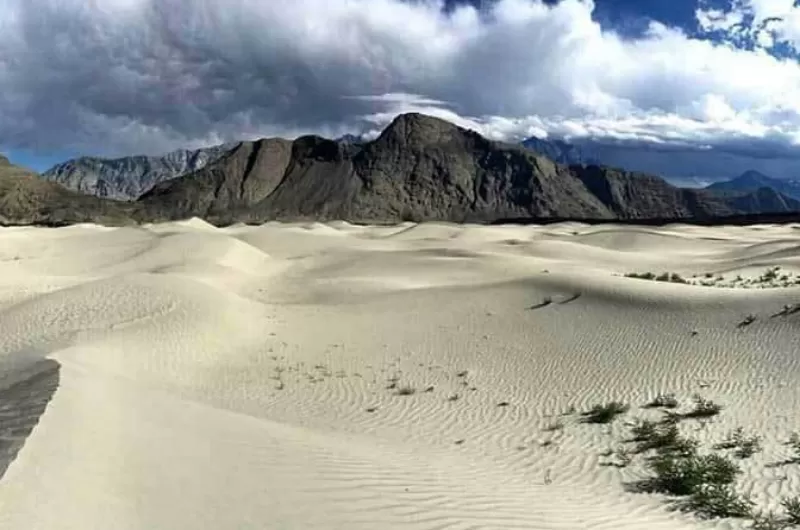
[714,427,762,459]
[787,432,800,462]
[644,452,740,496]
[782,496,800,525]
[582,401,629,424]
[396,385,416,396]
[644,393,680,409]
[630,421,698,456]
[626,272,656,280]
[675,484,754,519]
[684,395,723,419]
[631,420,660,442]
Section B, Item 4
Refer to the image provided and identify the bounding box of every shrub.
[644,393,680,409]
[644,452,740,496]
[625,272,656,280]
[582,401,629,424]
[684,395,723,419]
[396,385,416,396]
[782,496,800,525]
[630,421,698,456]
[787,432,800,462]
[631,420,660,442]
[714,427,762,459]
[675,483,754,519]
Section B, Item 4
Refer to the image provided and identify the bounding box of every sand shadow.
[559,293,582,305]
[0,359,60,481]
[527,299,553,310]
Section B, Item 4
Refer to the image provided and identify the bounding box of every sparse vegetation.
[786,432,800,460]
[642,451,741,496]
[738,313,758,328]
[683,395,723,419]
[782,496,800,525]
[644,393,680,409]
[714,427,762,459]
[582,401,629,424]
[629,420,698,456]
[675,483,754,519]
[622,266,798,289]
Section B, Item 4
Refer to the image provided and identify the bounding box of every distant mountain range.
[3,113,800,227]
[38,131,799,203]
[705,170,800,201]
[41,144,236,201]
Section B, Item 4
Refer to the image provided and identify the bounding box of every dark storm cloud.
[2,0,800,160]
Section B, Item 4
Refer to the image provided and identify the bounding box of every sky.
[4,0,800,172]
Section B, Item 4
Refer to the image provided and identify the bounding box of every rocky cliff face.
[40,144,236,201]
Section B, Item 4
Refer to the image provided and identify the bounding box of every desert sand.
[0,219,799,529]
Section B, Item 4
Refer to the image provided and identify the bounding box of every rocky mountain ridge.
[2,113,799,226]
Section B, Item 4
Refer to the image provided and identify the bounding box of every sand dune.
[1,219,800,529]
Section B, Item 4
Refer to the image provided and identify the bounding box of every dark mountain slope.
[138,113,797,224]
[0,156,132,226]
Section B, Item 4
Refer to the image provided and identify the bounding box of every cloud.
[2,0,800,161]
[696,0,800,52]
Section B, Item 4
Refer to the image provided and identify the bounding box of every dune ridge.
[0,219,799,529]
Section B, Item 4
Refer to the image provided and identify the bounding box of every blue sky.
[3,0,800,174]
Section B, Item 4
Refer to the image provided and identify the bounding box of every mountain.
[40,144,236,201]
[0,155,133,226]
[133,113,800,225]
[520,136,597,165]
[706,170,800,201]
[4,113,800,227]
[520,137,800,186]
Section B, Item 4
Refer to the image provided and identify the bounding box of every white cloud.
[1,0,800,160]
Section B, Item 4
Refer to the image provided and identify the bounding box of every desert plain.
[0,219,799,529]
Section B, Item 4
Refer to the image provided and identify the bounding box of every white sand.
[1,219,799,529]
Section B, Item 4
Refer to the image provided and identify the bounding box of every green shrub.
[625,272,656,280]
[787,432,800,462]
[643,452,740,496]
[714,427,762,459]
[782,496,800,525]
[675,483,754,519]
[630,421,698,457]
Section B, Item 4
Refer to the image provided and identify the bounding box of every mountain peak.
[735,169,772,181]
[376,113,467,146]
